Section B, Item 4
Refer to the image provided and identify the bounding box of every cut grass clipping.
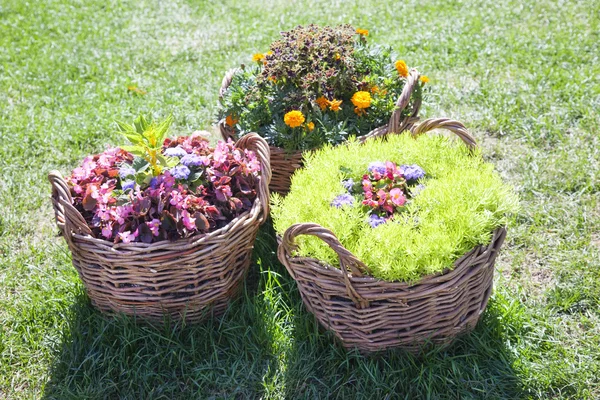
[272,133,519,282]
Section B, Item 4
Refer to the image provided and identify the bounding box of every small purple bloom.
[170,165,191,180]
[368,214,387,228]
[330,193,354,208]
[411,184,426,196]
[342,178,355,193]
[163,146,188,157]
[119,166,136,179]
[180,154,204,167]
[149,177,159,189]
[367,162,386,175]
[401,164,425,181]
[122,180,135,192]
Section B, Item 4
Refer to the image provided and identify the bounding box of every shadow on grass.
[42,227,282,399]
[43,221,523,399]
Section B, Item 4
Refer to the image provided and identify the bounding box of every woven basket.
[218,68,422,195]
[276,119,505,353]
[48,133,271,323]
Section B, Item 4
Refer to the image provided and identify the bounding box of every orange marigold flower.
[395,60,408,77]
[307,122,315,131]
[370,85,379,94]
[334,53,341,60]
[354,107,366,117]
[351,91,371,109]
[225,115,238,127]
[268,76,277,83]
[420,75,430,84]
[316,96,329,111]
[328,99,343,112]
[356,28,369,36]
[252,53,265,62]
[284,110,305,128]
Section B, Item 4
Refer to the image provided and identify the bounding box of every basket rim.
[279,226,506,291]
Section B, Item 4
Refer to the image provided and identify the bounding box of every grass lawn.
[1,0,599,398]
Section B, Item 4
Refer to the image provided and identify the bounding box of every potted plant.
[218,24,427,194]
[49,116,271,322]
[272,118,519,352]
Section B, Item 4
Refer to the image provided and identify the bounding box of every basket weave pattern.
[49,133,271,323]
[219,68,422,195]
[277,120,507,352]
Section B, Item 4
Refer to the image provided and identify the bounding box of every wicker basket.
[48,133,271,323]
[276,119,505,353]
[218,68,422,195]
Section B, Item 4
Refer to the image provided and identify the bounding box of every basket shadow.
[279,286,524,399]
[41,253,281,399]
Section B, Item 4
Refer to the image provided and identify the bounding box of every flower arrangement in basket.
[218,24,427,194]
[272,118,519,353]
[49,116,271,322]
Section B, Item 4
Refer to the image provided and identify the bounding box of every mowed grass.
[0,0,599,398]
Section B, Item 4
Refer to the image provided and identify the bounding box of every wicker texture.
[277,120,507,353]
[219,68,422,195]
[49,133,271,323]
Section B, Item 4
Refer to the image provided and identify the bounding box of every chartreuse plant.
[272,133,519,282]
[116,115,178,177]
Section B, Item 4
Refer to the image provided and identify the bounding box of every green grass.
[0,0,599,398]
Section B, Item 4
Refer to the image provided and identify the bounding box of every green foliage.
[116,115,178,176]
[218,24,424,152]
[272,133,519,282]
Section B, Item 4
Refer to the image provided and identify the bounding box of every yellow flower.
[316,96,329,111]
[354,107,366,117]
[267,51,273,56]
[268,76,277,83]
[307,122,315,131]
[284,110,305,128]
[225,115,238,127]
[328,99,343,112]
[351,91,371,109]
[252,53,265,62]
[395,60,408,77]
[356,28,369,36]
[420,75,430,84]
[334,53,341,60]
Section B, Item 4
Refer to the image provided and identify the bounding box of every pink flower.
[148,219,160,236]
[118,229,138,244]
[377,189,387,205]
[101,223,113,239]
[215,184,232,202]
[390,188,406,206]
[181,210,196,231]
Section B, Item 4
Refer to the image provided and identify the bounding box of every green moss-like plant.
[271,133,519,283]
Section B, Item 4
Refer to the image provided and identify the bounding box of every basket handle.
[235,133,272,220]
[360,68,422,143]
[277,222,371,307]
[410,118,478,151]
[48,171,93,240]
[218,68,241,141]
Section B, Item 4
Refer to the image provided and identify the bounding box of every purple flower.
[367,214,386,228]
[342,178,355,193]
[180,154,205,167]
[122,180,135,192]
[170,165,191,180]
[411,184,426,196]
[330,193,354,208]
[163,146,188,157]
[149,177,159,189]
[401,164,425,181]
[119,166,136,179]
[367,162,386,175]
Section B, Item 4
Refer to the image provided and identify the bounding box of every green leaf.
[156,154,179,168]
[120,145,147,157]
[132,157,150,173]
[188,171,203,182]
[134,115,150,134]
